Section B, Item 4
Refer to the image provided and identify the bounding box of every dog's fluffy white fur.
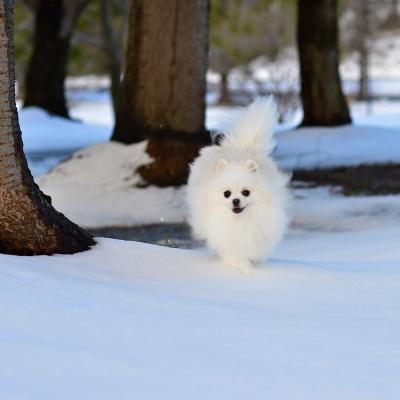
[186,97,290,272]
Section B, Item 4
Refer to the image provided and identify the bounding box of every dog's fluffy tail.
[221,96,277,154]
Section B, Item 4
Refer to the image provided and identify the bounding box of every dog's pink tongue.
[233,207,243,214]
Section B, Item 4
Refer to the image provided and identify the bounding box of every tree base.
[299,116,352,127]
[137,129,211,187]
[0,186,95,256]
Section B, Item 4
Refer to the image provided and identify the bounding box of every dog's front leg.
[221,256,254,275]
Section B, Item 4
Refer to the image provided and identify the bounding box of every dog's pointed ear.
[216,158,229,172]
[245,159,258,173]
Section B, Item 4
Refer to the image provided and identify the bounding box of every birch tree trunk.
[112,0,210,187]
[0,0,94,255]
[297,0,351,126]
[23,0,90,118]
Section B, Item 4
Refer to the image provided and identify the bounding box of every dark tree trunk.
[0,0,94,255]
[357,47,369,100]
[297,0,351,126]
[23,0,89,118]
[112,0,210,187]
[356,0,369,100]
[218,72,232,105]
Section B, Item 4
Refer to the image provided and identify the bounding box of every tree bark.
[297,0,351,126]
[99,0,125,114]
[0,0,94,255]
[218,72,232,105]
[356,0,369,100]
[112,0,210,187]
[357,46,369,100]
[23,0,89,118]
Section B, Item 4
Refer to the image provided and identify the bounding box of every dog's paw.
[237,265,255,275]
[221,257,254,275]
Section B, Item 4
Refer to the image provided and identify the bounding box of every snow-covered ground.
[4,90,399,399]
[1,216,400,399]
[20,107,109,153]
[276,124,400,170]
[20,105,109,176]
[37,141,185,227]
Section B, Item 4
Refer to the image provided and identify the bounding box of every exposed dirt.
[292,163,400,196]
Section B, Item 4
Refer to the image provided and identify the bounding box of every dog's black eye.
[224,190,231,198]
[242,189,250,197]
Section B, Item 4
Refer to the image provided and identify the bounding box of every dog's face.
[210,158,268,215]
[222,187,250,214]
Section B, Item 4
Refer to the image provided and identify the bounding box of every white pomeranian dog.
[186,97,290,273]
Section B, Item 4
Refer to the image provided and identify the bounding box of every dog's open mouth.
[232,206,245,214]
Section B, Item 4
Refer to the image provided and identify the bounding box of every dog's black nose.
[232,198,240,207]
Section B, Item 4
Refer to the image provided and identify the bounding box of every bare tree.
[341,0,400,101]
[112,0,210,187]
[99,0,127,114]
[297,0,351,126]
[210,0,295,105]
[23,0,90,117]
[209,47,235,104]
[355,1,370,100]
[0,0,94,255]
[341,0,372,100]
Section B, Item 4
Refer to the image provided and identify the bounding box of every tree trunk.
[99,0,125,114]
[297,0,351,126]
[357,47,369,100]
[23,0,89,118]
[0,0,94,255]
[112,0,210,187]
[356,0,369,101]
[218,72,232,105]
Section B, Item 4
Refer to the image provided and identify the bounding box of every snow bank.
[1,228,400,399]
[275,124,400,170]
[38,141,186,228]
[19,107,110,154]
[207,103,400,170]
